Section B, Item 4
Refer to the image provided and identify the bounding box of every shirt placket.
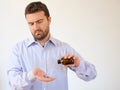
[41,48,48,90]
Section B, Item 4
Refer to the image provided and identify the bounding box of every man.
[7,1,97,90]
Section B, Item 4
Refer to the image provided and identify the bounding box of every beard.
[32,27,49,41]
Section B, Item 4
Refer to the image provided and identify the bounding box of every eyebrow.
[28,19,43,24]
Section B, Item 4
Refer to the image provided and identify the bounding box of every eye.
[37,19,43,24]
[28,22,34,26]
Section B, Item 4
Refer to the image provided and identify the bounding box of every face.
[26,11,51,41]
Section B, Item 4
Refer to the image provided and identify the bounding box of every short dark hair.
[25,1,50,18]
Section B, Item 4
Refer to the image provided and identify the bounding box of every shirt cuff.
[69,59,85,73]
[27,70,36,82]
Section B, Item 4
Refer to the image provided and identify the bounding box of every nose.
[33,23,39,30]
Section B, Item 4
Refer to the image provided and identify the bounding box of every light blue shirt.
[7,36,96,90]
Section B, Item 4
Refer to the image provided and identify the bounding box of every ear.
[48,17,51,24]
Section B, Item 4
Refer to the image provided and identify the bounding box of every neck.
[37,33,50,46]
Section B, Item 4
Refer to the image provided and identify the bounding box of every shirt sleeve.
[65,44,97,81]
[69,56,97,81]
[6,45,36,89]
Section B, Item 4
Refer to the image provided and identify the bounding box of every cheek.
[38,24,46,30]
[41,21,49,29]
[29,27,34,33]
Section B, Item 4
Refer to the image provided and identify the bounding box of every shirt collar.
[26,36,36,47]
[26,35,57,47]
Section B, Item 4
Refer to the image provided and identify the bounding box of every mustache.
[35,29,43,32]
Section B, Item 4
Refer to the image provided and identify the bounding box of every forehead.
[26,11,46,22]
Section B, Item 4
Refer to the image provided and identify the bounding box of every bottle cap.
[58,60,61,64]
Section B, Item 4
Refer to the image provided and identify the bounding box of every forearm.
[69,59,97,81]
[7,70,36,89]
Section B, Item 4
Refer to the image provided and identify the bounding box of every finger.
[67,54,74,59]
[61,55,68,59]
[62,54,73,59]
[44,77,55,81]
[41,76,56,82]
[65,64,75,67]
[33,68,46,76]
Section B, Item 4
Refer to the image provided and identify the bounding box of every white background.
[0,0,120,90]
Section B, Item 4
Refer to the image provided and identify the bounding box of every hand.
[32,68,55,82]
[61,54,80,67]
